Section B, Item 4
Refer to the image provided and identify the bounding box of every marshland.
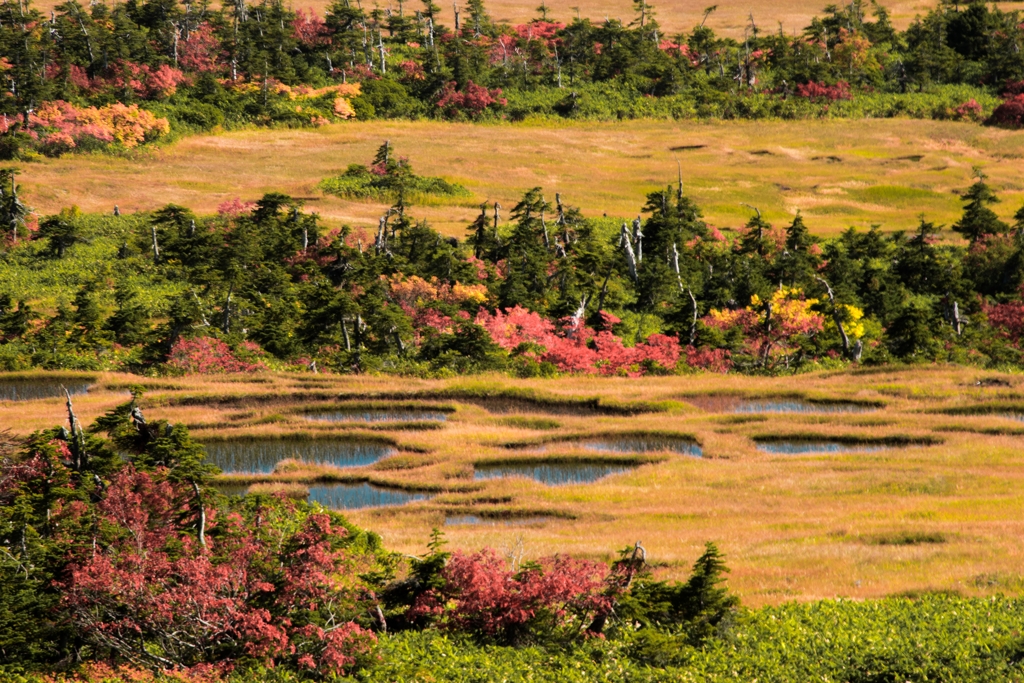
[8,0,1024,677]
[5,366,1023,607]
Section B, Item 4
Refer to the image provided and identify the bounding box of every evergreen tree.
[953,169,1008,243]
[497,188,554,312]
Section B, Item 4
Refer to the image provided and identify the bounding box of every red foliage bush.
[292,9,329,46]
[476,306,681,375]
[684,346,733,372]
[985,296,1024,345]
[989,94,1024,128]
[410,548,609,641]
[167,336,267,374]
[436,80,507,119]
[795,80,852,101]
[179,23,223,73]
[59,468,375,675]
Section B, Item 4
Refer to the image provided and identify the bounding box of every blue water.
[580,437,702,457]
[735,400,875,414]
[305,409,448,423]
[307,482,430,509]
[474,462,635,485]
[203,440,395,474]
[755,441,888,454]
[0,381,90,401]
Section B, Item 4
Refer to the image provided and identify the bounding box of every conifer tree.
[953,169,1008,243]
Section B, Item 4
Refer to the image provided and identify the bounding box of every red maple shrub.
[167,336,267,374]
[409,548,610,643]
[989,94,1024,128]
[795,80,852,101]
[476,305,681,375]
[436,80,507,119]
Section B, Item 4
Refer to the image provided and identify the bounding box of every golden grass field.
[17,118,1024,239]
[5,366,1024,606]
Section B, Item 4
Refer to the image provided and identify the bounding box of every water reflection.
[304,408,448,423]
[474,462,635,485]
[580,437,702,457]
[203,440,394,474]
[755,440,888,454]
[0,381,90,401]
[307,482,429,509]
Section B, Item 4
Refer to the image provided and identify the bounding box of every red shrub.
[989,94,1024,128]
[60,468,375,675]
[795,80,852,101]
[436,80,507,119]
[180,23,223,73]
[411,548,609,641]
[292,9,329,46]
[167,336,267,374]
[476,306,680,375]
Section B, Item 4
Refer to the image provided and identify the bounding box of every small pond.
[304,408,448,423]
[307,482,430,509]
[0,380,91,402]
[578,436,702,457]
[445,515,556,526]
[212,483,250,497]
[687,396,876,414]
[755,440,889,454]
[465,397,608,416]
[474,462,636,485]
[203,440,395,474]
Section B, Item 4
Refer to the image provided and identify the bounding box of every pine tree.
[497,188,553,312]
[953,169,1008,243]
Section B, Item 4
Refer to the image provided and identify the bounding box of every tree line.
[3,148,1024,375]
[2,0,1024,155]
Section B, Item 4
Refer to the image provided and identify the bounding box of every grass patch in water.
[496,416,562,430]
[864,530,948,546]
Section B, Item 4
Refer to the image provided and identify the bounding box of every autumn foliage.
[167,337,267,374]
[476,306,681,376]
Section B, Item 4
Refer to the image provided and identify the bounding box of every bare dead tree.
[619,223,638,283]
[815,276,862,362]
[632,216,643,263]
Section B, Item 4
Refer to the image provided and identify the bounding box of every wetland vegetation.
[4,0,1024,678]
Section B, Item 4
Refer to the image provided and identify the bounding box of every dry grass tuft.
[247,482,310,499]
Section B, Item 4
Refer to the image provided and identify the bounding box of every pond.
[0,380,91,402]
[687,395,876,414]
[307,482,430,509]
[755,440,889,454]
[445,515,556,526]
[474,462,637,485]
[463,397,608,416]
[304,408,448,423]
[578,436,702,457]
[203,440,395,474]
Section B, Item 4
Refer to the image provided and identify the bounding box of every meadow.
[5,365,1024,607]
[17,117,1024,239]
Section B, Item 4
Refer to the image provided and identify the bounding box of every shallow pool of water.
[0,381,90,402]
[307,482,429,509]
[474,462,635,485]
[755,440,888,454]
[580,437,702,457]
[445,515,555,526]
[465,397,606,416]
[203,440,395,474]
[688,396,875,414]
[304,408,448,423]
[211,483,250,497]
